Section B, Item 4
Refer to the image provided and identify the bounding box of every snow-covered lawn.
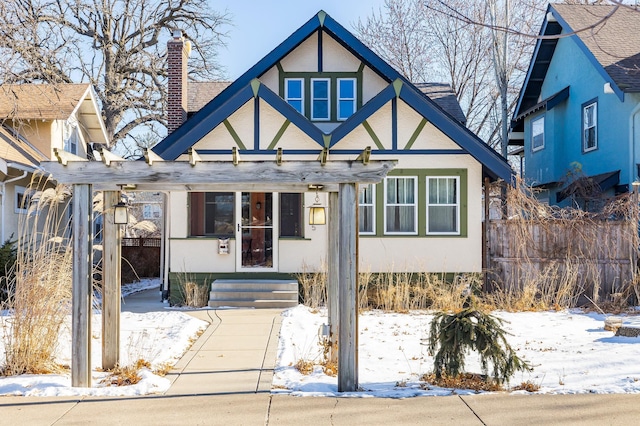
[273,305,640,398]
[0,279,208,397]
[3,282,640,399]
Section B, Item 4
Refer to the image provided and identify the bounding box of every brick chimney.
[167,30,190,134]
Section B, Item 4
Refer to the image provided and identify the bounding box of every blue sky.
[215,0,387,79]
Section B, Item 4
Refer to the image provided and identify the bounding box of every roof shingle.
[553,4,640,92]
[0,83,92,120]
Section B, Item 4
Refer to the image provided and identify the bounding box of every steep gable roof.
[0,84,92,121]
[553,4,640,93]
[153,11,511,182]
[514,4,640,122]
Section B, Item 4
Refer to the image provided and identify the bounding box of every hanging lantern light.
[308,188,326,227]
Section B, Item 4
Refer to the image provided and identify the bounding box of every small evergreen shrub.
[428,305,532,385]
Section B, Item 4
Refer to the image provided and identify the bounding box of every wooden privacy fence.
[121,237,161,283]
[486,220,638,301]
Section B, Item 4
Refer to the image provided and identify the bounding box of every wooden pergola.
[41,157,395,392]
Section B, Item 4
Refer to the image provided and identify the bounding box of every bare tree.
[355,0,434,83]
[0,0,230,147]
[355,0,556,152]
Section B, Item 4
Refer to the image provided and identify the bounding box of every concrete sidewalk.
[3,289,640,425]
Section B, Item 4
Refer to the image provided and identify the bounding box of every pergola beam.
[41,160,396,189]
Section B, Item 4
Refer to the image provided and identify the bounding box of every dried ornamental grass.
[1,175,74,376]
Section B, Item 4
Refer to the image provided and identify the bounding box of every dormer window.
[311,78,330,121]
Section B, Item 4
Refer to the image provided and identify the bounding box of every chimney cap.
[172,29,182,39]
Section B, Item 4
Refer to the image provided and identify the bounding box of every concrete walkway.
[3,289,640,425]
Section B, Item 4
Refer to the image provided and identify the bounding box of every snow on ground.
[3,278,640,399]
[0,278,208,397]
[273,305,640,398]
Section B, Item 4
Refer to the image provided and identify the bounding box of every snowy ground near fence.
[272,305,640,398]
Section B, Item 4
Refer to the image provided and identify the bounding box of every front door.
[236,192,278,271]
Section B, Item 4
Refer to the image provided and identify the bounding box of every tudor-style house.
[509,4,640,208]
[152,11,512,306]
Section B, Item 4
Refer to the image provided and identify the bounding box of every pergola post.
[102,190,121,370]
[327,191,339,364]
[338,182,358,392]
[72,183,93,387]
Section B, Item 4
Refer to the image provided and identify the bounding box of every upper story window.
[358,183,375,235]
[337,78,356,120]
[282,73,360,122]
[384,177,417,235]
[582,100,597,152]
[63,118,79,155]
[426,177,460,235]
[285,79,304,115]
[311,78,330,121]
[531,115,544,152]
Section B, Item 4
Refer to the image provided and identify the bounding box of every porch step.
[208,279,299,309]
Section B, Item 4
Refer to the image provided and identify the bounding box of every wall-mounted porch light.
[308,186,326,228]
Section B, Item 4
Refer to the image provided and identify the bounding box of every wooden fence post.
[338,183,358,392]
[72,184,93,387]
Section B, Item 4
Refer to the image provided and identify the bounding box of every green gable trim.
[373,168,468,238]
[318,10,327,26]
[362,120,385,150]
[323,134,332,148]
[223,119,247,150]
[404,118,428,150]
[268,119,291,150]
[251,79,261,97]
[393,79,403,97]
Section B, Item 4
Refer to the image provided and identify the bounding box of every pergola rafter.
[40,159,396,392]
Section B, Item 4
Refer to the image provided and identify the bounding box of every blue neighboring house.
[509,4,640,207]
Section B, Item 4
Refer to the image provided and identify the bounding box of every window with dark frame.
[280,193,303,237]
[531,115,544,152]
[583,101,597,152]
